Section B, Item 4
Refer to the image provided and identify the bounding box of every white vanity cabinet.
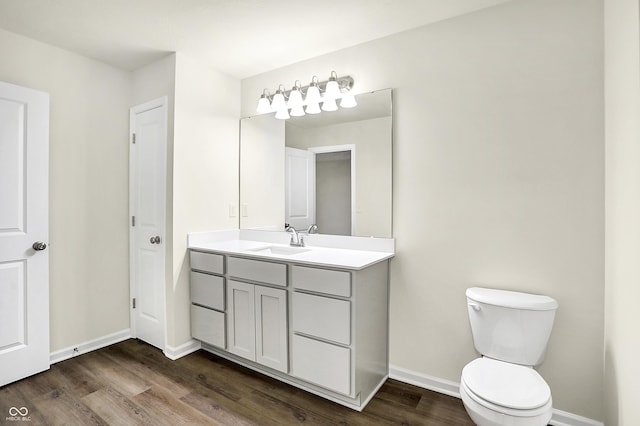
[188,247,390,411]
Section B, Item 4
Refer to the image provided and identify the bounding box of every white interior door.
[130,97,167,351]
[0,80,49,386]
[285,147,315,230]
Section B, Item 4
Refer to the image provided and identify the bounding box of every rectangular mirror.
[240,88,392,238]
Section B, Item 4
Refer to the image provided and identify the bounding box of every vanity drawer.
[291,266,351,297]
[227,256,287,287]
[191,305,225,348]
[292,334,351,396]
[190,251,224,274]
[190,271,224,311]
[292,292,351,345]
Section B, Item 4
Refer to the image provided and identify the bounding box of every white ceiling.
[0,0,510,79]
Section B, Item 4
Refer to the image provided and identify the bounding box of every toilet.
[460,287,558,426]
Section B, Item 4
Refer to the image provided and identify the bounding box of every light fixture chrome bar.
[262,75,354,103]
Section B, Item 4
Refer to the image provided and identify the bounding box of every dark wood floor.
[0,339,474,425]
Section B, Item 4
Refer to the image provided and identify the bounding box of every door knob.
[32,241,47,251]
[149,236,161,244]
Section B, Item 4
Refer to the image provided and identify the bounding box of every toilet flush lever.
[468,302,481,311]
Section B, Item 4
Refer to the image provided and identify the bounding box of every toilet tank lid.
[466,287,558,311]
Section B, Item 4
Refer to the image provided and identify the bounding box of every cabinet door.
[255,286,288,373]
[226,280,256,361]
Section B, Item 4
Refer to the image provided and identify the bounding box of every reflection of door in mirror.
[285,147,315,230]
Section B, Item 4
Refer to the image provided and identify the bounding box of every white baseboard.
[389,364,462,398]
[549,410,604,426]
[49,329,132,364]
[389,364,603,426]
[164,339,201,360]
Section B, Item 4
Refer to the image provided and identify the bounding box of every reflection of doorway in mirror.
[316,151,351,235]
[285,144,356,235]
[309,144,356,236]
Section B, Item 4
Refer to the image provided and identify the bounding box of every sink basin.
[246,245,311,256]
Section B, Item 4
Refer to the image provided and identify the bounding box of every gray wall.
[242,0,604,420]
[604,0,640,424]
[0,28,131,352]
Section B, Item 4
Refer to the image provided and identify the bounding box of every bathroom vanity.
[187,230,394,411]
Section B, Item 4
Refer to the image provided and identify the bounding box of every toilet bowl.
[461,287,558,426]
[460,357,552,426]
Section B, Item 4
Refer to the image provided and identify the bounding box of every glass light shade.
[306,85,321,104]
[321,98,338,112]
[290,106,305,117]
[288,88,303,108]
[324,79,341,99]
[339,94,357,108]
[256,96,271,113]
[271,92,286,111]
[275,108,290,119]
[305,102,321,114]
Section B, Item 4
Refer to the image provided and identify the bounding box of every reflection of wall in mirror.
[240,116,285,230]
[287,116,392,237]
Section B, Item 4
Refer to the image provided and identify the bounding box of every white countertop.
[188,230,395,270]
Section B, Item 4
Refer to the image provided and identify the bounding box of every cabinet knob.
[150,236,161,244]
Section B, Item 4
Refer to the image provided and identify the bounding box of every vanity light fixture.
[321,98,338,112]
[305,101,321,114]
[339,93,357,108]
[275,108,290,120]
[288,81,305,117]
[306,76,322,103]
[256,71,355,119]
[323,71,342,99]
[270,85,287,111]
[256,89,272,114]
[305,76,322,114]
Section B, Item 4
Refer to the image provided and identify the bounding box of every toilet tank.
[466,287,558,366]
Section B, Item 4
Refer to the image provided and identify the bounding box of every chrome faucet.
[307,224,318,234]
[286,225,304,247]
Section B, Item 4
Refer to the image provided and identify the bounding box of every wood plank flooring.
[0,339,474,425]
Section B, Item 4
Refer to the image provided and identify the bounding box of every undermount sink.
[246,245,311,256]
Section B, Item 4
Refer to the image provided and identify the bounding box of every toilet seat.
[461,358,551,414]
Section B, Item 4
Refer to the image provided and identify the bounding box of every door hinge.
[132,298,136,309]
[132,216,135,227]
[132,133,136,144]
